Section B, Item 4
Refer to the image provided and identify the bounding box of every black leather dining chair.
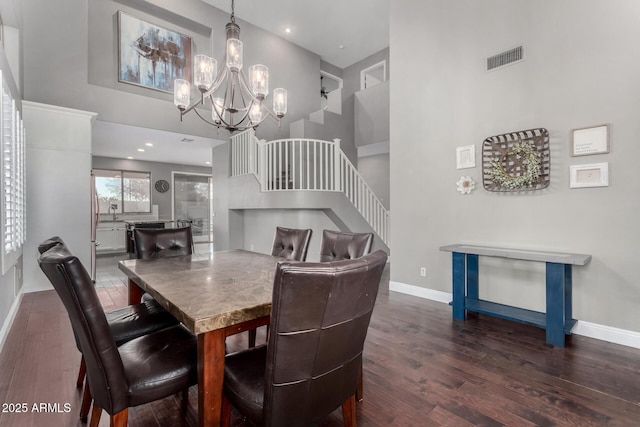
[133,226,194,305]
[319,229,374,262]
[222,250,388,427]
[247,226,313,348]
[133,226,194,260]
[319,229,374,401]
[38,243,197,427]
[37,237,179,420]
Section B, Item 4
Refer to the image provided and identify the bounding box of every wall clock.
[154,179,170,193]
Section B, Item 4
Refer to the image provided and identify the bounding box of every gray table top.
[439,244,591,266]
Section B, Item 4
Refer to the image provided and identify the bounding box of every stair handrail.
[230,133,389,245]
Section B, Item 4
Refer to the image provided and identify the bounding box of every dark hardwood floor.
[1,255,639,426]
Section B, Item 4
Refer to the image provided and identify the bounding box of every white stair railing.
[230,133,389,245]
[230,129,258,178]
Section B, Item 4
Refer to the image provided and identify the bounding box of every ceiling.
[92,0,390,167]
[92,121,224,167]
[201,0,390,69]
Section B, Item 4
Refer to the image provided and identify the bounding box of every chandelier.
[173,0,287,133]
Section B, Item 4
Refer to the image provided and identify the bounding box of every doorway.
[360,60,387,90]
[320,70,343,114]
[171,172,213,243]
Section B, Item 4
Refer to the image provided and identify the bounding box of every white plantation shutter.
[1,71,25,273]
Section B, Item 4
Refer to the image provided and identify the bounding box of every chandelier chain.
[230,0,236,23]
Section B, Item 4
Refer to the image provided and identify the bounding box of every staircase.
[230,129,389,248]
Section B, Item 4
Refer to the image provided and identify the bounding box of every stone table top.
[118,250,279,334]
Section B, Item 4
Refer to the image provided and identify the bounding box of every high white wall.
[390,0,640,333]
[21,0,320,143]
[23,102,96,292]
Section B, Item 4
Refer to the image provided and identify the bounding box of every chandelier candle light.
[173,0,287,133]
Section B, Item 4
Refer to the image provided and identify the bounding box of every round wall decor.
[154,179,170,193]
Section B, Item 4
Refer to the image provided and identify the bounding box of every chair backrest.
[270,226,312,261]
[264,250,388,426]
[38,244,128,415]
[319,229,373,262]
[37,235,65,254]
[134,227,194,259]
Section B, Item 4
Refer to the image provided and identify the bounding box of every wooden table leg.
[452,252,466,320]
[545,262,566,347]
[128,278,144,305]
[198,329,226,427]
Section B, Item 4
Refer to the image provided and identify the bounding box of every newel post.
[333,138,342,192]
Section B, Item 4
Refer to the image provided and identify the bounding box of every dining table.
[118,249,279,426]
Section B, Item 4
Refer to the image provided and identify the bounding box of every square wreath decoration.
[482,128,550,192]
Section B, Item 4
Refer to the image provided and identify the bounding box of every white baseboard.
[572,320,640,349]
[389,281,451,304]
[0,291,23,354]
[389,281,640,350]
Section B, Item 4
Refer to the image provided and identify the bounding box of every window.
[94,169,151,215]
[1,71,26,274]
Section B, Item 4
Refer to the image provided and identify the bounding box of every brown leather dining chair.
[248,226,313,347]
[37,237,179,421]
[319,229,374,262]
[38,242,198,427]
[319,229,374,401]
[221,250,388,427]
[270,226,312,261]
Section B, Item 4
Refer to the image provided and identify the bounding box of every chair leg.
[221,394,232,427]
[79,382,92,420]
[76,356,86,388]
[110,409,128,427]
[181,388,189,415]
[89,403,102,427]
[356,361,364,402]
[341,394,357,427]
[248,328,257,347]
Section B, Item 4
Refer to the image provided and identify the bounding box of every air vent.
[486,46,523,71]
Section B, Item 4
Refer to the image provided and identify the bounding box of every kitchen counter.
[123,219,175,225]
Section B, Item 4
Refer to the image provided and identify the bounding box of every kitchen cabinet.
[96,223,127,253]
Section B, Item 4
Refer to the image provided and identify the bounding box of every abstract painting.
[118,11,191,93]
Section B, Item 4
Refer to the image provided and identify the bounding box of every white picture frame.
[569,162,609,188]
[571,124,609,157]
[456,145,475,169]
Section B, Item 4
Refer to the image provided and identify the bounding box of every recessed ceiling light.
[127,156,133,160]
[137,148,145,152]
[338,45,345,49]
[285,28,291,34]
[145,142,153,147]
[205,161,211,165]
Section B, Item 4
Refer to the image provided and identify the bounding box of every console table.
[439,244,591,347]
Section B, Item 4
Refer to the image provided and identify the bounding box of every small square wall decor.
[569,163,609,188]
[456,145,476,169]
[571,124,609,157]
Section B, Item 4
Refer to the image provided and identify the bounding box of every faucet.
[110,203,118,221]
